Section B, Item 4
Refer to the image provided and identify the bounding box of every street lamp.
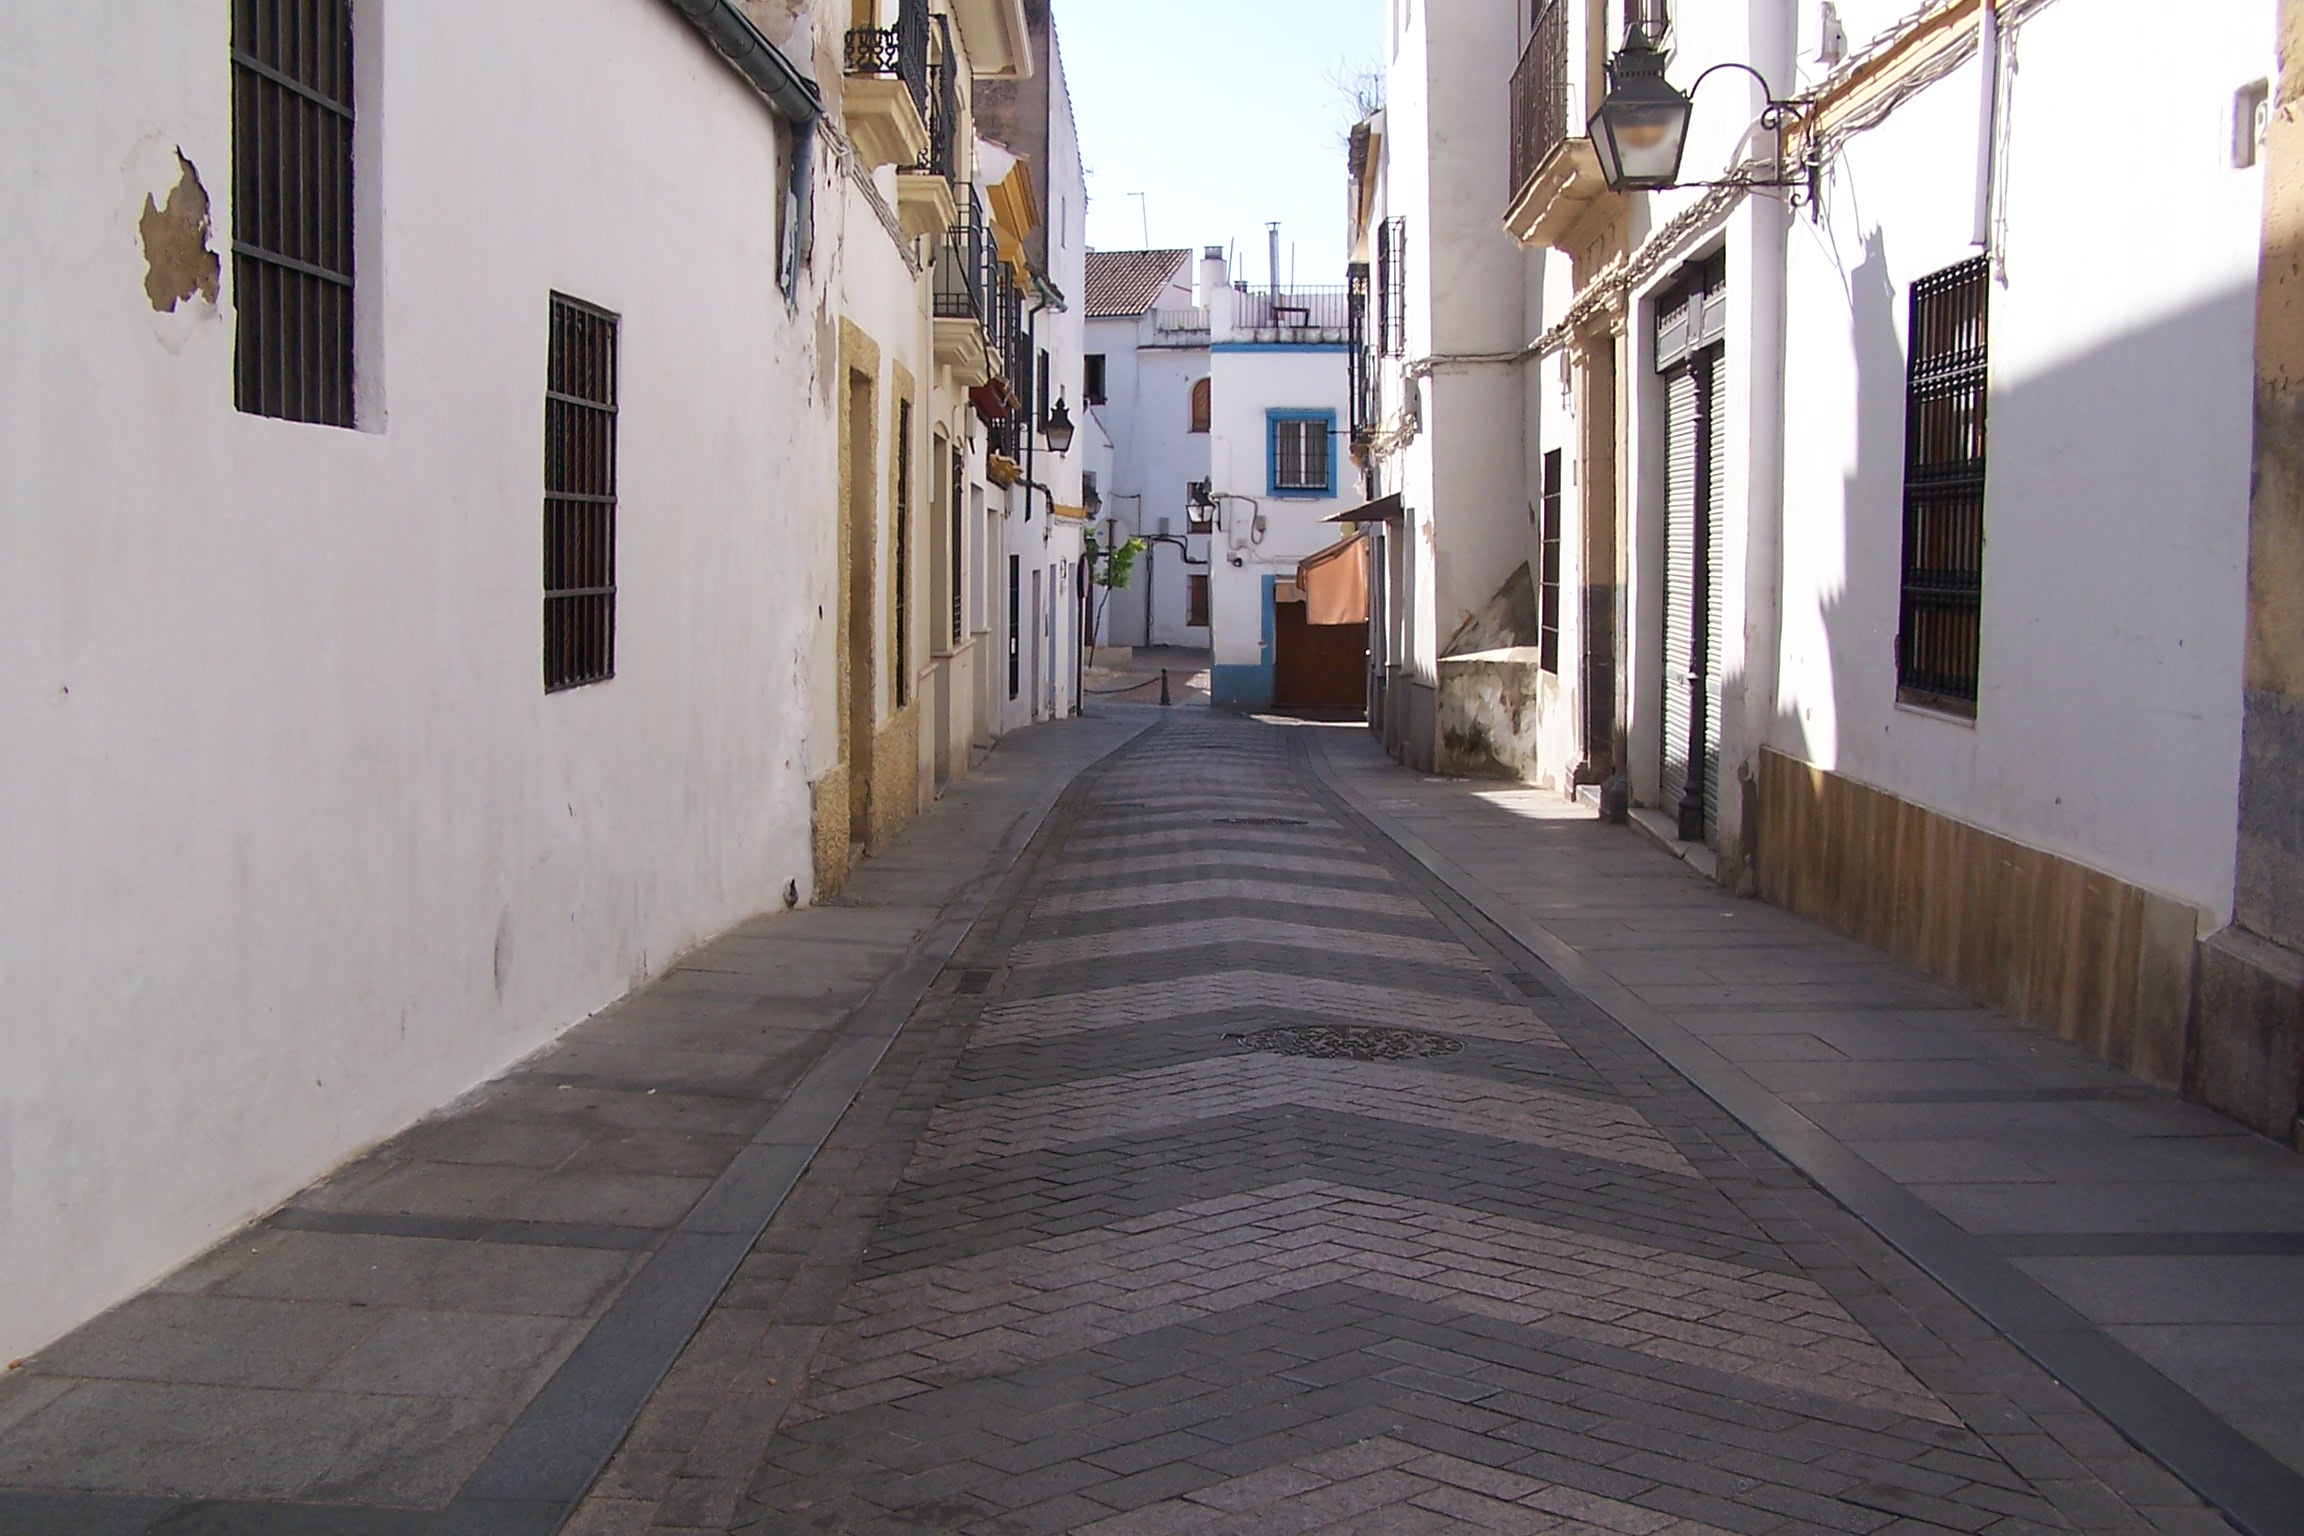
[1588,34,1692,192]
[1589,37,1817,198]
[1041,393,1076,455]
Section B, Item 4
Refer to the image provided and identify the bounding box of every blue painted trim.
[1210,575,1280,711]
[1209,664,1275,710]
[1211,342,1356,354]
[1265,409,1339,500]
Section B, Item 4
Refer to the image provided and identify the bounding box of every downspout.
[1972,0,2001,250]
[657,0,823,302]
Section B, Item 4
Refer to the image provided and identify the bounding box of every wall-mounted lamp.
[1041,394,1076,456]
[1589,35,1693,192]
[1590,31,1818,201]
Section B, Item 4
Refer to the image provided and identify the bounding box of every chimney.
[1202,245,1234,341]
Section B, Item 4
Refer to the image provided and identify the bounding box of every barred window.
[544,296,619,692]
[1272,416,1332,495]
[1539,449,1563,675]
[1897,257,1990,713]
[1377,217,1408,357]
[232,0,356,426]
[894,398,913,707]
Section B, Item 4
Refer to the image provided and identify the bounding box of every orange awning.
[1297,535,1370,627]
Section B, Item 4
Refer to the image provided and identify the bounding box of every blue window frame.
[1266,409,1337,499]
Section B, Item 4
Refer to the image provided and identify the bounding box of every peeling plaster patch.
[139,151,221,313]
[736,0,809,48]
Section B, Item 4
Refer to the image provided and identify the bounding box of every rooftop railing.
[1231,285,1355,337]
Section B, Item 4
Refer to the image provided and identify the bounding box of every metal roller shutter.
[1701,346,1727,843]
[1661,365,1699,824]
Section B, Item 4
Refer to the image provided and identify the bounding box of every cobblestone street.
[576,718,2226,1536]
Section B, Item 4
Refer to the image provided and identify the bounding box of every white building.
[976,0,1090,732]
[1352,4,1549,773]
[1372,0,2300,1141]
[1203,249,1364,711]
[1082,248,1214,649]
[0,0,1042,1360]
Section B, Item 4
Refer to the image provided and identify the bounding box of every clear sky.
[1051,0,1384,289]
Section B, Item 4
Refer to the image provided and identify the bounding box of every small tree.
[1083,531,1147,648]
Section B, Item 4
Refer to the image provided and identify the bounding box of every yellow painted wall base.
[867,705,922,854]
[811,770,852,901]
[1756,749,2196,1093]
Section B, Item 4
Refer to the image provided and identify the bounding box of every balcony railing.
[918,15,960,181]
[1509,0,1571,204]
[1231,285,1355,338]
[935,187,988,321]
[844,0,930,118]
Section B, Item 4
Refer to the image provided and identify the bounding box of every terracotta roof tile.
[1084,249,1192,318]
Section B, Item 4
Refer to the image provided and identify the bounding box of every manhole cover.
[1227,1025,1463,1061]
[1214,816,1308,827]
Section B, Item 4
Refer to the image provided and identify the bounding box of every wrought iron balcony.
[934,188,989,323]
[844,0,930,118]
[918,17,960,182]
[1509,0,1571,206]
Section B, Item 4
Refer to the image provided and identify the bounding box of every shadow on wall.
[1759,232,2267,1132]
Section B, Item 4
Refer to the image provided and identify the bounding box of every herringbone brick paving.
[571,717,2219,1535]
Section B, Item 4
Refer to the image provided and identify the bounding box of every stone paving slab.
[0,716,1147,1536]
[1308,723,2304,1536]
[566,714,2232,1536]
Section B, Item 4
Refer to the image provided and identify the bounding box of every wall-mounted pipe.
[1972,0,2000,248]
[660,0,821,124]
[659,0,822,301]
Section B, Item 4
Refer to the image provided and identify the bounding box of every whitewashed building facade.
[1367,0,2304,1145]
[0,0,1084,1359]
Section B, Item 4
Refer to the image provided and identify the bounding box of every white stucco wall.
[1774,0,2271,920]
[0,1,838,1357]
[1207,345,1357,694]
[1087,298,1214,649]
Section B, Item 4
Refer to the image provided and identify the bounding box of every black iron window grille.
[1274,418,1332,493]
[1509,0,1570,206]
[1376,218,1408,357]
[1897,256,1990,713]
[1008,555,1022,699]
[232,0,356,427]
[1348,264,1373,441]
[544,296,619,692]
[894,399,913,707]
[951,446,966,647]
[845,0,930,119]
[1540,449,1563,674]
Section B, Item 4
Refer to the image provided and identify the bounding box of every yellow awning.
[978,143,1040,280]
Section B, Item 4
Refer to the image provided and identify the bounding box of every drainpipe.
[1973,0,2001,249]
[657,0,822,302]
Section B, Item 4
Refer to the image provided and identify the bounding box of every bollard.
[1159,669,1171,707]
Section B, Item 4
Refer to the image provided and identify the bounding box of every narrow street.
[5,708,2302,1533]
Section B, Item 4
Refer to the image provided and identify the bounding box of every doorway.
[845,368,878,850]
[1656,256,1725,846]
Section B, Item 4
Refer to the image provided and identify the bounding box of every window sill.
[1895,690,1977,727]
